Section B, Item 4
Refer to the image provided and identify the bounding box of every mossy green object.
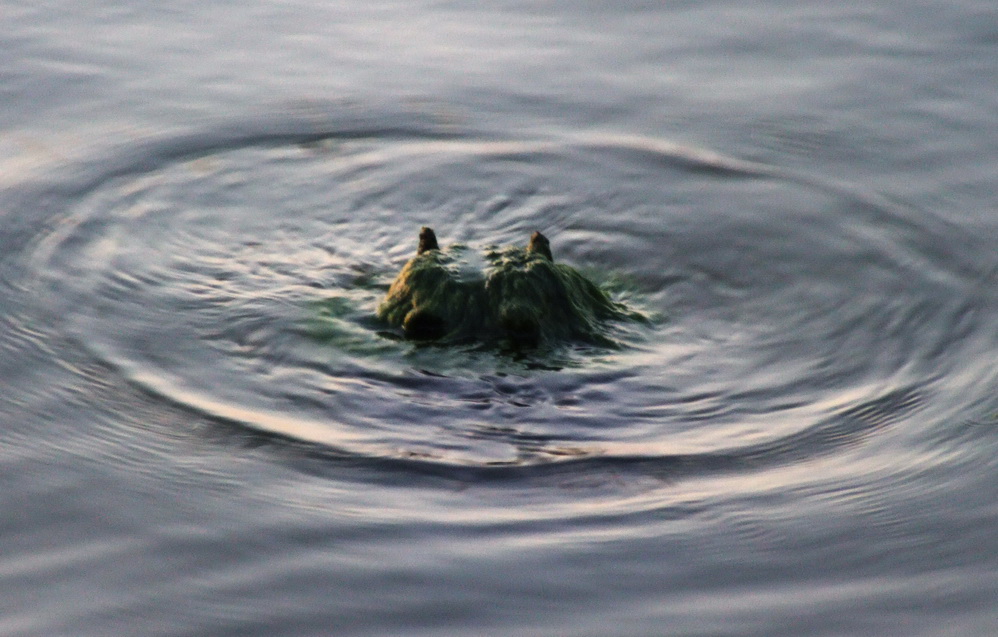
[377,227,624,346]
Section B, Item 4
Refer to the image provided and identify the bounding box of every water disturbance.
[7,116,995,478]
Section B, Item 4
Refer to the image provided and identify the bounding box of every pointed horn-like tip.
[417,227,439,254]
[527,231,553,262]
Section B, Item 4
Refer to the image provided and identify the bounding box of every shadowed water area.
[1,2,997,636]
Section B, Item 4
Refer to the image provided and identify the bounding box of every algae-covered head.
[377,227,624,346]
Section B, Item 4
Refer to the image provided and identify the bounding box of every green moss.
[377,230,627,347]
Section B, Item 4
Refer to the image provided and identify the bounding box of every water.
[2,2,997,636]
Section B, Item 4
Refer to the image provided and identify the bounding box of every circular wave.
[4,108,996,473]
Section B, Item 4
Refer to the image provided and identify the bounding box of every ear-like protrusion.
[417,227,439,254]
[527,231,553,262]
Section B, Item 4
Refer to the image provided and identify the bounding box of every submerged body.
[377,228,622,346]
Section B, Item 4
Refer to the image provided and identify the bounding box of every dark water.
[2,2,997,636]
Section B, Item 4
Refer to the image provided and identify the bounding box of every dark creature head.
[378,226,621,347]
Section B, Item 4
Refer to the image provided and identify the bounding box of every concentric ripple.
[10,114,997,471]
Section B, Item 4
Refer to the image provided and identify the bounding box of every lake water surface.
[2,2,997,636]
